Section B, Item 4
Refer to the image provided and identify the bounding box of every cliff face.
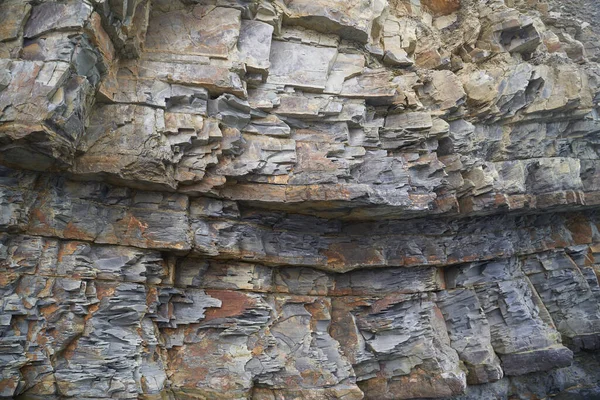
[1,0,600,399]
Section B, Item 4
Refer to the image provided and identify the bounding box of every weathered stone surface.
[332,294,466,399]
[277,0,387,43]
[73,104,177,189]
[437,289,504,384]
[446,258,575,375]
[26,177,190,251]
[0,1,31,43]
[238,20,274,77]
[0,60,95,170]
[145,4,241,59]
[522,250,600,351]
[23,1,92,39]
[422,0,461,16]
[267,40,337,91]
[2,0,600,398]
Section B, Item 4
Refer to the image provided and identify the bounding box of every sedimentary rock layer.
[1,0,600,398]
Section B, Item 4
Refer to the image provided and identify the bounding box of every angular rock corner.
[1,0,600,398]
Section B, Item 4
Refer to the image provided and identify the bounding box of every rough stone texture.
[1,0,600,399]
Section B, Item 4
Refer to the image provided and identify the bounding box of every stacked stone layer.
[1,0,600,398]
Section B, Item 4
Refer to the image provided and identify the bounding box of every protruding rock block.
[276,0,387,43]
[0,60,95,170]
[27,178,191,251]
[332,293,466,399]
[437,289,504,384]
[238,20,274,78]
[522,251,600,351]
[478,5,541,55]
[267,40,337,91]
[446,258,575,374]
[145,4,241,59]
[73,104,177,190]
[0,1,31,43]
[23,1,92,39]
[501,345,574,376]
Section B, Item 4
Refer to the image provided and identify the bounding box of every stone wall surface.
[1,0,600,398]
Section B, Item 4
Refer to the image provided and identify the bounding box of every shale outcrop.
[1,0,600,398]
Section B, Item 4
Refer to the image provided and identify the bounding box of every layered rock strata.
[1,0,600,398]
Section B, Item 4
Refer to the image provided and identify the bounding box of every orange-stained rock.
[421,0,460,15]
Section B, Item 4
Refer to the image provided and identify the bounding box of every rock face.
[1,0,600,399]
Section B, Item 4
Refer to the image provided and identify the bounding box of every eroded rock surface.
[1,0,600,399]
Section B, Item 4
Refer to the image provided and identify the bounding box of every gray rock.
[267,40,337,91]
[437,289,504,384]
[1,0,600,398]
[24,1,92,39]
[238,20,273,78]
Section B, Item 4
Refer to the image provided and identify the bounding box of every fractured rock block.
[525,64,590,114]
[22,32,108,86]
[0,275,71,398]
[214,132,296,177]
[23,1,92,39]
[277,0,387,43]
[0,234,59,278]
[54,281,150,398]
[166,328,255,398]
[238,20,274,78]
[0,167,38,231]
[56,241,167,284]
[274,267,334,295]
[446,258,574,375]
[0,60,95,170]
[163,291,270,397]
[27,178,191,251]
[331,293,466,399]
[267,40,337,91]
[250,295,361,396]
[522,251,600,351]
[340,68,398,103]
[524,158,582,193]
[96,0,150,58]
[151,287,222,328]
[243,114,291,137]
[325,53,365,94]
[419,70,466,112]
[437,289,503,384]
[382,17,416,66]
[289,124,365,185]
[73,104,177,190]
[335,266,444,296]
[0,1,31,42]
[208,93,251,129]
[137,60,246,97]
[145,4,241,59]
[175,258,273,292]
[385,112,433,131]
